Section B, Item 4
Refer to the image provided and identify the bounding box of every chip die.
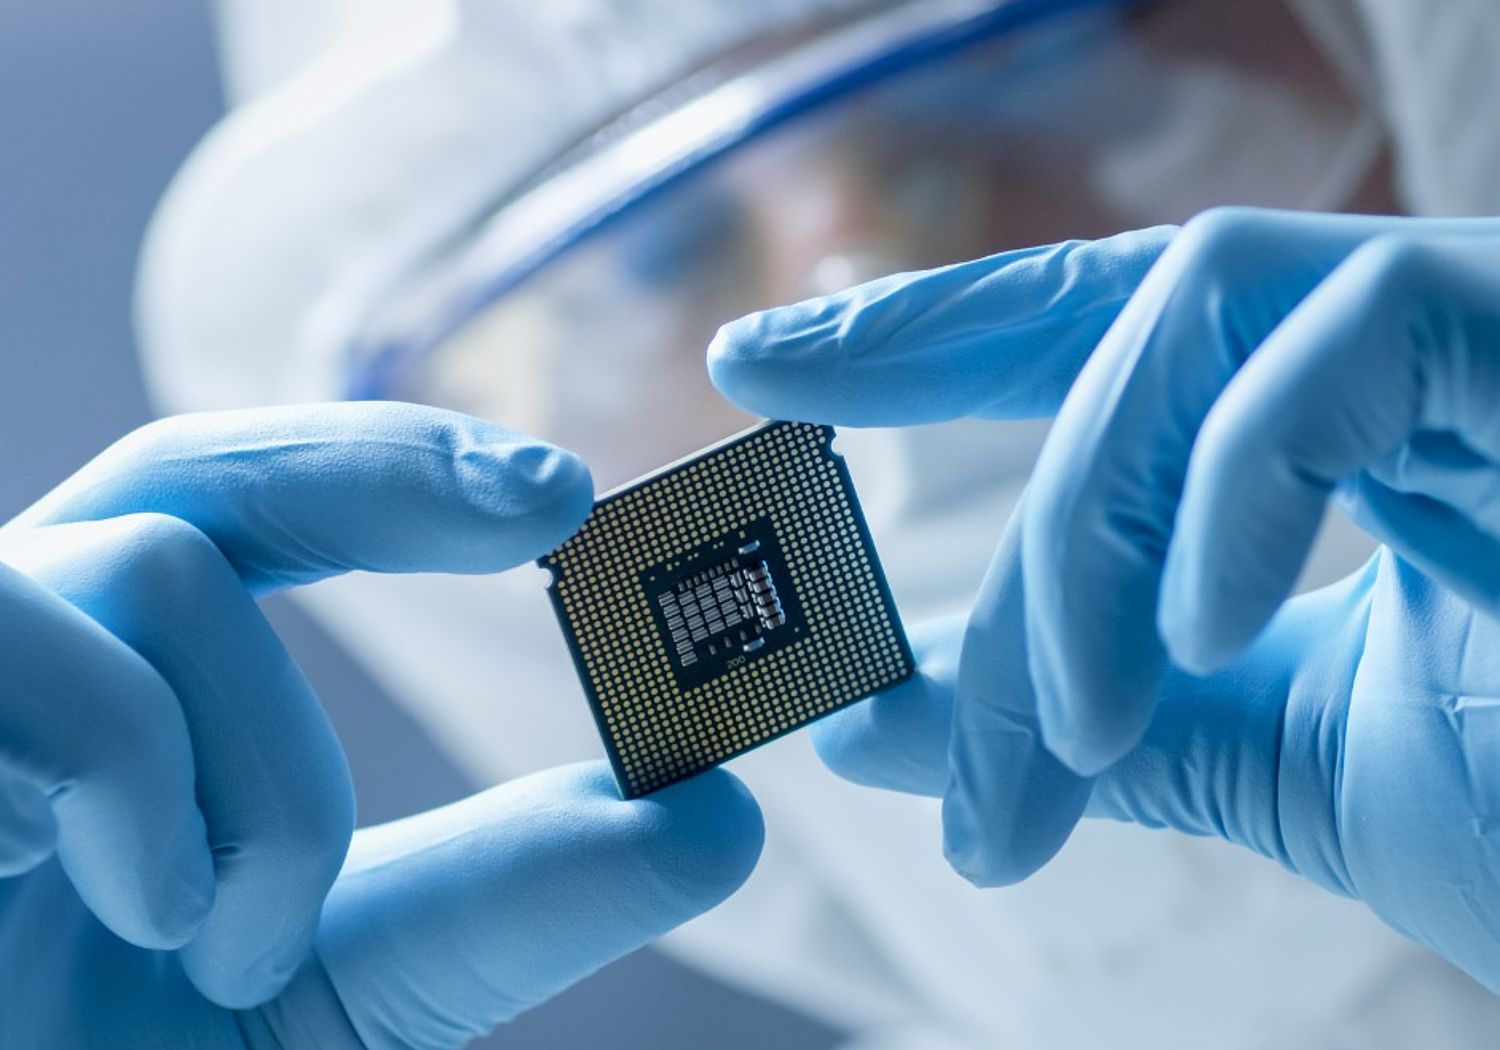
[540,420,915,798]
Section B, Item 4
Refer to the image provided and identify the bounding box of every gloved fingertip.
[941,778,1085,888]
[706,311,804,418]
[941,806,1067,889]
[0,840,54,879]
[1026,635,1153,777]
[1158,605,1245,677]
[190,971,288,1012]
[184,929,312,1009]
[940,803,1018,888]
[93,815,217,952]
[941,837,1027,890]
[464,431,595,533]
[147,858,217,952]
[1036,699,1140,778]
[112,878,214,953]
[1157,541,1267,676]
[940,703,1093,888]
[810,616,959,796]
[810,687,950,798]
[810,705,900,791]
[639,767,764,909]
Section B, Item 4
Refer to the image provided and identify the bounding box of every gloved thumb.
[263,763,763,1050]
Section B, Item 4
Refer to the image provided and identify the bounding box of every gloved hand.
[709,207,1500,992]
[0,402,762,1048]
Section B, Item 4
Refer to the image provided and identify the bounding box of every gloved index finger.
[708,226,1175,427]
[5,401,595,593]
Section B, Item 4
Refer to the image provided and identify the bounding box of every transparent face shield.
[344,0,1384,492]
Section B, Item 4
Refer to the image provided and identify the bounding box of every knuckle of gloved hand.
[228,729,355,879]
[191,762,353,917]
[262,783,355,885]
[108,512,233,603]
[1173,206,1285,283]
[1343,233,1438,303]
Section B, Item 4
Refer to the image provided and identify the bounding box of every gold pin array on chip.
[541,420,914,798]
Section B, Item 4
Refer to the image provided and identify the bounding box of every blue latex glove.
[710,207,1500,992]
[0,402,762,1048]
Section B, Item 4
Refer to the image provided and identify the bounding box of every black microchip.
[541,420,914,798]
[642,518,807,690]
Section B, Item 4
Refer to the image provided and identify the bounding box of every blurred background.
[0,1,837,1046]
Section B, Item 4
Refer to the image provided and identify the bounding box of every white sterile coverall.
[138,1,1500,1047]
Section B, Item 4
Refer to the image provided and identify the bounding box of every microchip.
[541,420,915,798]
